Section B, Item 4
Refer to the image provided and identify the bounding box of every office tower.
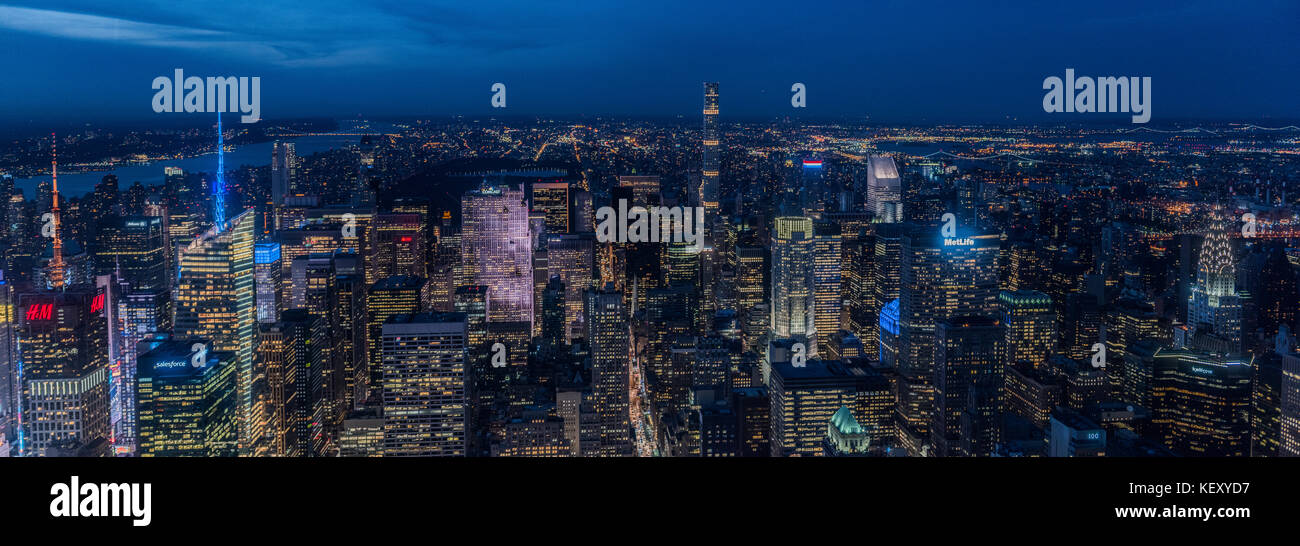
[332,273,367,411]
[843,237,876,343]
[491,410,572,457]
[895,226,999,452]
[1105,296,1162,394]
[999,290,1056,370]
[93,215,168,292]
[700,82,720,211]
[0,274,15,446]
[271,141,297,232]
[17,287,111,456]
[931,316,1005,457]
[1252,347,1284,456]
[340,409,384,457]
[279,309,333,456]
[540,275,566,349]
[1257,244,1298,336]
[546,233,594,342]
[531,181,570,234]
[871,223,903,348]
[366,275,425,387]
[174,208,257,453]
[878,298,900,367]
[1062,291,1103,360]
[812,222,842,353]
[584,286,632,456]
[618,175,661,205]
[462,182,533,328]
[1186,221,1243,352]
[866,155,901,222]
[256,323,296,456]
[1004,362,1063,430]
[1151,348,1252,456]
[771,217,816,351]
[136,341,236,457]
[454,285,490,380]
[381,312,467,457]
[734,387,770,456]
[374,213,426,279]
[768,360,862,457]
[800,158,828,214]
[278,225,350,305]
[1281,343,1300,456]
[254,243,281,324]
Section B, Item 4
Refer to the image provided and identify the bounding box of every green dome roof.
[830,406,864,435]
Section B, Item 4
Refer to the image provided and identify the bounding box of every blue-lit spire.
[213,112,227,231]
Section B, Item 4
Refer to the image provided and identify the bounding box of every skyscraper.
[254,242,281,324]
[1187,218,1243,352]
[462,182,533,329]
[546,233,594,342]
[17,286,111,456]
[174,208,257,454]
[812,221,842,354]
[136,340,237,457]
[700,82,720,211]
[271,141,297,232]
[771,216,816,351]
[381,312,468,457]
[999,290,1056,370]
[585,286,632,456]
[896,226,1000,452]
[866,155,901,223]
[931,315,1005,456]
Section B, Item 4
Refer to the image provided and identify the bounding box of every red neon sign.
[26,303,53,321]
[90,293,105,314]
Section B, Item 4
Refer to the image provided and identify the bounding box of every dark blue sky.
[1,0,1297,125]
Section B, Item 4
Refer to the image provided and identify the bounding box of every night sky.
[1,0,1297,125]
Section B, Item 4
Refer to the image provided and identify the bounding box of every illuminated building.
[531,181,570,234]
[1105,296,1162,393]
[17,287,111,456]
[381,312,467,457]
[1004,362,1063,430]
[824,406,871,456]
[136,340,236,457]
[462,182,533,328]
[546,233,594,342]
[1048,407,1106,457]
[277,224,350,305]
[866,155,901,223]
[878,298,899,368]
[0,273,15,445]
[896,225,999,451]
[332,273,367,412]
[771,216,816,352]
[1281,341,1300,456]
[270,141,297,232]
[174,208,257,454]
[254,243,281,323]
[584,285,632,456]
[94,215,168,292]
[931,315,1005,456]
[1150,347,1252,456]
[700,82,719,211]
[999,290,1055,370]
[374,213,426,279]
[361,274,426,393]
[340,409,384,457]
[812,221,841,354]
[1186,219,1243,352]
[491,410,572,457]
[768,359,868,457]
[735,387,770,457]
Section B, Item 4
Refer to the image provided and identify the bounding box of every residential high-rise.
[462,182,533,328]
[700,82,720,211]
[136,340,237,457]
[174,208,257,453]
[381,312,468,457]
[585,286,632,456]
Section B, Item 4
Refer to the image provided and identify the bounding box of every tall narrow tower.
[701,82,720,211]
[48,134,66,289]
[213,114,227,230]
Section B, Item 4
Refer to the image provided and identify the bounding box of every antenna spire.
[48,132,66,289]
